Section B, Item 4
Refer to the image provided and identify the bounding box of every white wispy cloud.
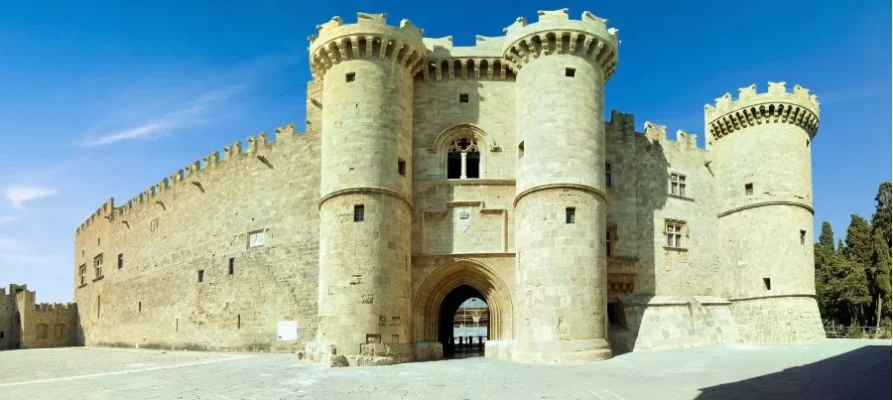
[5,186,58,209]
[79,86,243,147]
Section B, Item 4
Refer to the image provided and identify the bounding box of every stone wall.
[73,82,323,352]
[0,284,79,350]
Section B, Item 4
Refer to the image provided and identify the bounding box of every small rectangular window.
[398,159,406,176]
[198,270,204,283]
[97,238,101,246]
[346,72,355,82]
[518,141,524,159]
[763,278,771,291]
[237,314,241,329]
[605,163,612,188]
[138,301,142,312]
[228,258,235,275]
[354,205,365,222]
[566,207,576,224]
[248,230,265,248]
[93,254,104,279]
[0,331,4,339]
[666,221,685,248]
[459,93,469,103]
[670,173,686,197]
[745,183,753,196]
[565,68,576,77]
[79,264,87,286]
[117,253,123,269]
[800,230,807,244]
[150,218,159,231]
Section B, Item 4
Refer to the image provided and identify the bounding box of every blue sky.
[0,1,889,302]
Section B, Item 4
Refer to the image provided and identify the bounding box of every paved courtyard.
[0,339,888,399]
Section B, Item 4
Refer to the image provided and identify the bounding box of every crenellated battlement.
[34,303,77,312]
[705,82,820,142]
[642,121,700,149]
[308,12,427,79]
[501,8,619,78]
[76,123,304,235]
[417,36,515,81]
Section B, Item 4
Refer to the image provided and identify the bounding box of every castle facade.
[71,9,825,365]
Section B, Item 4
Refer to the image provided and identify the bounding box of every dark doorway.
[438,284,489,358]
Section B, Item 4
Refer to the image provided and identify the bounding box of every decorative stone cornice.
[705,82,820,142]
[500,9,619,79]
[418,57,515,81]
[308,13,428,80]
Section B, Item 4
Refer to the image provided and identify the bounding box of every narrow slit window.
[228,258,235,275]
[605,163,613,187]
[117,253,123,269]
[745,183,754,196]
[138,301,142,312]
[518,141,524,159]
[346,72,355,82]
[237,314,241,329]
[354,205,365,222]
[566,207,576,224]
[800,230,807,245]
[459,93,469,103]
[565,67,576,77]
[763,278,771,291]
[398,159,406,176]
[198,269,204,283]
[606,225,617,257]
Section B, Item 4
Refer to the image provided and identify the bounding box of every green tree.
[815,222,838,322]
[871,182,892,248]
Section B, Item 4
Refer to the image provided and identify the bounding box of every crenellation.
[63,9,825,366]
[704,82,820,143]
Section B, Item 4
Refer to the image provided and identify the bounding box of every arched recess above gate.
[412,258,514,343]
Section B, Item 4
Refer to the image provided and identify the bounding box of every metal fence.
[824,324,892,339]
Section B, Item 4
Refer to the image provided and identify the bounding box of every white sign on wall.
[277,320,299,341]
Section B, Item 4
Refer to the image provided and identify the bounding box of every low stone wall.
[730,295,824,343]
[610,295,740,354]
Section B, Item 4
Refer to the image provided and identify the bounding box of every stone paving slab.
[0,340,889,400]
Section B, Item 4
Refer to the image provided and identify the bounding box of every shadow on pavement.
[696,344,891,400]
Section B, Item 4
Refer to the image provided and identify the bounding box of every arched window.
[447,138,480,179]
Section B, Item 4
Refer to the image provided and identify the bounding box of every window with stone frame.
[93,254,104,279]
[665,220,685,248]
[669,173,686,197]
[78,264,87,286]
[446,137,481,179]
[247,230,265,248]
[605,162,613,188]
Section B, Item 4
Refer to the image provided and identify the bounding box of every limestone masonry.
[57,9,825,365]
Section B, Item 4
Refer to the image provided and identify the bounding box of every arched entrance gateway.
[413,259,514,361]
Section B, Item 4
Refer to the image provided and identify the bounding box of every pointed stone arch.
[412,258,514,358]
[427,123,500,154]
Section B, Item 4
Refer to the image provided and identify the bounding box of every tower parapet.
[308,13,427,80]
[501,9,619,78]
[705,82,819,145]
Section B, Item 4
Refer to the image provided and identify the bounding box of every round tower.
[706,82,825,342]
[502,9,619,363]
[307,12,426,365]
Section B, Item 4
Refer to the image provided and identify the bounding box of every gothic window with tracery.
[446,137,481,179]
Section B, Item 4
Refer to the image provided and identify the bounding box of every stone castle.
[60,9,826,365]
[0,284,79,350]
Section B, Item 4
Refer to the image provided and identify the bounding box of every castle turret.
[502,9,619,363]
[307,12,426,365]
[706,82,825,342]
